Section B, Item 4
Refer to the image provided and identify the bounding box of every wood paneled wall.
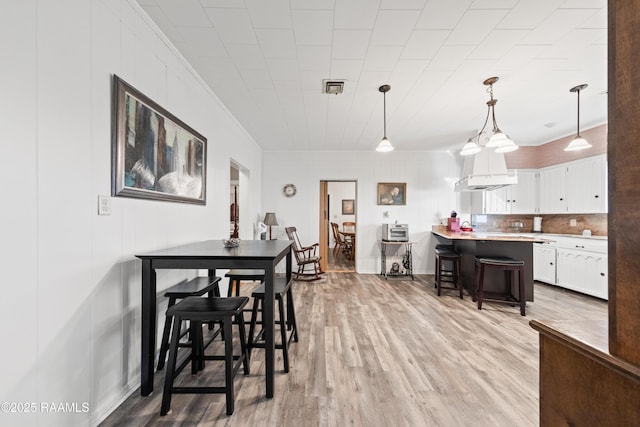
[608,0,640,366]
[505,124,607,170]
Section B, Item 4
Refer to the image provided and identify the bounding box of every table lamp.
[263,212,278,240]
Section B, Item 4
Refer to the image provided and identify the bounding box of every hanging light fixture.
[376,84,394,152]
[565,84,592,151]
[460,77,518,156]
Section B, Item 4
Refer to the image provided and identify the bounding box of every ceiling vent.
[323,80,344,95]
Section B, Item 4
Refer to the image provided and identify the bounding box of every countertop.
[431,226,608,242]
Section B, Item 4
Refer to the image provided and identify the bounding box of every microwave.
[382,223,409,242]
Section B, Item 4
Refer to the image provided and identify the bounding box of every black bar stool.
[473,256,526,316]
[247,277,298,373]
[161,296,250,416]
[157,276,222,370]
[435,246,463,298]
[225,269,265,296]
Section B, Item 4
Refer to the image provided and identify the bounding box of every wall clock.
[283,184,297,197]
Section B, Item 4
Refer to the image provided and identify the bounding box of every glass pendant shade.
[494,139,519,153]
[486,130,511,148]
[564,136,592,151]
[376,137,394,152]
[460,139,481,156]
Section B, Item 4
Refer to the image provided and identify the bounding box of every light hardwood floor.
[101,273,607,426]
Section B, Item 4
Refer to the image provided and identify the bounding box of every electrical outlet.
[98,195,111,215]
[570,218,576,226]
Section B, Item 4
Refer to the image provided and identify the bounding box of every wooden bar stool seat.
[161,296,250,416]
[224,269,265,297]
[435,247,463,298]
[247,277,298,373]
[157,276,222,370]
[473,256,526,316]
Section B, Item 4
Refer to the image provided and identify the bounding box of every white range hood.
[454,148,518,192]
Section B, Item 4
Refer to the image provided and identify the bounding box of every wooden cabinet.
[533,243,556,285]
[538,155,607,214]
[555,237,608,300]
[483,170,538,214]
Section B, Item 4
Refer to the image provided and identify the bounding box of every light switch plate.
[98,195,111,215]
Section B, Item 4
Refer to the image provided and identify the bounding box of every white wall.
[262,151,461,275]
[0,1,262,426]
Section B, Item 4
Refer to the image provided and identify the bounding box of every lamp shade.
[376,137,394,152]
[494,138,519,153]
[564,136,592,151]
[263,212,278,226]
[460,139,481,156]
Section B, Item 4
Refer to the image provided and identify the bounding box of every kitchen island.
[432,226,550,301]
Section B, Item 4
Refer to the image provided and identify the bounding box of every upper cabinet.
[481,155,607,215]
[483,170,538,214]
[538,155,607,214]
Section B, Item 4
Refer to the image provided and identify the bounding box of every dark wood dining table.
[136,239,292,398]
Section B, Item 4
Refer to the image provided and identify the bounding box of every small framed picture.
[377,182,406,205]
[342,199,355,215]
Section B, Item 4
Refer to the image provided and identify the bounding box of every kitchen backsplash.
[471,213,607,236]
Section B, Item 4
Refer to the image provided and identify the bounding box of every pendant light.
[460,77,518,156]
[376,84,394,152]
[564,84,592,151]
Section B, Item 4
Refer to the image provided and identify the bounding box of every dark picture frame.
[342,199,355,215]
[111,75,207,204]
[377,182,406,205]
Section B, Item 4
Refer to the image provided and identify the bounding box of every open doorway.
[320,180,357,272]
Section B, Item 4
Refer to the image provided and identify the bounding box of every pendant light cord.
[383,91,387,138]
[576,89,581,137]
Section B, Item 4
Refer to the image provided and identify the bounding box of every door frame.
[319,180,357,272]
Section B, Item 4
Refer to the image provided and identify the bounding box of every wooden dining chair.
[285,226,325,281]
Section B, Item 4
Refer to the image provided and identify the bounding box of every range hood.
[454,148,518,192]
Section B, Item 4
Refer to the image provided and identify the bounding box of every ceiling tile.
[332,30,371,59]
[226,44,266,69]
[334,0,379,30]
[400,30,449,60]
[174,27,228,57]
[297,46,331,71]
[245,0,292,29]
[290,0,335,9]
[300,71,329,90]
[427,45,475,70]
[415,0,473,29]
[239,68,273,89]
[256,29,297,59]
[363,46,403,71]
[330,59,364,81]
[497,0,564,29]
[267,59,301,81]
[154,0,211,26]
[445,9,510,45]
[370,10,421,46]
[204,7,258,44]
[380,0,427,9]
[194,57,242,80]
[292,10,334,45]
[519,8,600,45]
[468,29,529,59]
[469,0,518,8]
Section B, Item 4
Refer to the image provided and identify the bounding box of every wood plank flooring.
[100,274,607,427]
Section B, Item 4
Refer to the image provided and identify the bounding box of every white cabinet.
[538,165,567,213]
[565,156,607,213]
[538,155,607,214]
[533,243,556,285]
[484,170,538,214]
[555,237,608,300]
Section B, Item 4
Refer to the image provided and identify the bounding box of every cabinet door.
[557,248,608,299]
[583,253,608,299]
[534,244,556,284]
[566,156,607,213]
[510,170,537,214]
[484,186,510,213]
[539,166,567,213]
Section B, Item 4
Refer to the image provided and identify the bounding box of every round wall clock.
[283,184,297,197]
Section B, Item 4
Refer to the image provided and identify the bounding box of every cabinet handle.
[600,273,605,276]
[560,198,564,201]
[512,200,516,203]
[576,245,585,248]
[595,195,599,198]
[550,262,554,265]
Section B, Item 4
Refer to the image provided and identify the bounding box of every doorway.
[319,180,357,272]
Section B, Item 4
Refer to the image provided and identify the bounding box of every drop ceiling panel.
[332,30,371,59]
[139,0,607,152]
[370,10,421,46]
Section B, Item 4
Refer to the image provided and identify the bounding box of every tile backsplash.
[471,213,607,236]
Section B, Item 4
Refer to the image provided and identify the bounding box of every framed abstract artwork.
[377,182,406,205]
[111,75,207,204]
